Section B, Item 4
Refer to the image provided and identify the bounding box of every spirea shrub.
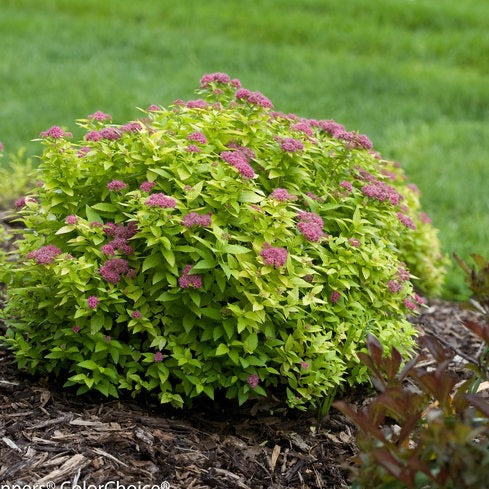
[1,73,445,409]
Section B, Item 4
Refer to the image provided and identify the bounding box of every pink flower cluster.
[15,196,36,208]
[40,126,72,139]
[349,238,360,248]
[387,280,403,293]
[88,111,111,121]
[185,144,201,153]
[226,142,256,161]
[0,141,3,151]
[182,212,212,228]
[178,264,202,289]
[200,72,241,88]
[139,181,156,192]
[220,151,255,179]
[319,120,346,137]
[403,298,416,311]
[407,183,420,194]
[281,138,304,152]
[247,374,260,389]
[145,193,177,208]
[65,215,78,225]
[186,99,209,109]
[100,258,131,284]
[187,131,207,144]
[419,212,432,224]
[260,243,288,268]
[153,351,164,362]
[77,146,90,158]
[235,88,273,108]
[297,212,325,242]
[102,222,138,255]
[147,104,160,111]
[120,122,143,133]
[107,180,127,191]
[331,291,340,303]
[85,128,121,141]
[301,361,310,370]
[26,245,62,265]
[72,325,80,333]
[291,121,314,137]
[87,296,99,309]
[397,266,411,282]
[338,131,373,150]
[270,188,297,202]
[340,181,353,192]
[397,212,417,230]
[361,181,400,205]
[131,310,142,319]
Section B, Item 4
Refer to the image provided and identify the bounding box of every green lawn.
[1,0,488,298]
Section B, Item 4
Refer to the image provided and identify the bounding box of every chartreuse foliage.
[1,74,445,409]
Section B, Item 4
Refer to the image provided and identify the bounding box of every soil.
[0,215,486,488]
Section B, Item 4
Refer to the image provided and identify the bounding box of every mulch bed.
[0,215,486,488]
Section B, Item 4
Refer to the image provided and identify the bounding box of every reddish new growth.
[139,181,156,193]
[40,126,72,139]
[260,243,288,268]
[153,351,164,362]
[361,180,400,205]
[87,296,99,309]
[247,374,260,389]
[100,258,131,284]
[397,212,417,230]
[178,265,202,289]
[182,212,212,228]
[281,138,304,152]
[145,193,177,208]
[220,151,255,179]
[187,131,207,145]
[26,245,62,265]
[107,180,127,192]
[297,212,325,242]
[270,188,297,202]
[88,111,111,121]
[235,88,273,108]
[65,215,78,225]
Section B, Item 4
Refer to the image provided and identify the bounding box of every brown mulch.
[1,216,487,488]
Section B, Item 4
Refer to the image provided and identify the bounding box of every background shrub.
[1,74,445,409]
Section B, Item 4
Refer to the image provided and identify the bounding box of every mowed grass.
[1,0,488,298]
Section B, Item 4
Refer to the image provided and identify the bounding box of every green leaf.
[91,202,118,212]
[243,332,258,353]
[215,343,229,356]
[55,225,75,235]
[142,253,162,272]
[191,259,216,271]
[86,205,102,223]
[77,359,98,370]
[224,244,250,254]
[238,190,264,203]
[90,312,105,334]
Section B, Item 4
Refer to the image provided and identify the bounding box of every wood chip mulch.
[1,216,487,488]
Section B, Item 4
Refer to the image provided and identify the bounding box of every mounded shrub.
[1,73,445,409]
